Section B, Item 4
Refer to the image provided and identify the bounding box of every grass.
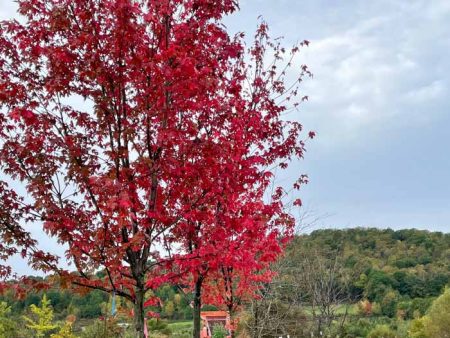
[302,303,358,316]
[167,321,193,329]
[168,321,193,338]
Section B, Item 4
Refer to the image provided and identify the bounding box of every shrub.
[343,318,373,338]
[408,318,428,338]
[367,324,396,338]
[148,318,171,335]
[380,290,399,317]
[80,318,124,338]
[0,301,19,338]
[50,322,77,338]
[211,324,228,338]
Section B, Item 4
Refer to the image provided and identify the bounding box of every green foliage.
[147,318,171,335]
[50,322,77,338]
[275,228,450,338]
[0,301,18,338]
[72,290,108,318]
[342,317,400,338]
[365,271,395,302]
[408,318,428,338]
[380,290,399,318]
[163,300,175,317]
[342,317,375,337]
[397,297,434,319]
[153,285,192,320]
[211,324,227,338]
[168,321,192,338]
[301,228,450,302]
[23,294,58,338]
[79,318,124,338]
[423,287,450,338]
[47,291,72,319]
[0,288,109,321]
[367,324,396,338]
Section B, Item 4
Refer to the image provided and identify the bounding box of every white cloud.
[403,80,446,104]
[289,0,450,147]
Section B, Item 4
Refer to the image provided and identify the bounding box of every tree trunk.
[193,277,203,338]
[228,304,235,338]
[134,286,145,338]
[252,301,258,338]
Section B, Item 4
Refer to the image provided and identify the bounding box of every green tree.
[163,300,175,318]
[408,318,428,338]
[0,301,17,338]
[365,271,394,302]
[174,294,182,307]
[423,288,450,338]
[367,325,396,338]
[72,290,106,318]
[380,290,399,317]
[23,294,58,338]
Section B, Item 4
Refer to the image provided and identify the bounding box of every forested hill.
[303,227,450,268]
[290,228,450,301]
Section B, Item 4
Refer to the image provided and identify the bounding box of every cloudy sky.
[226,0,450,232]
[1,0,449,274]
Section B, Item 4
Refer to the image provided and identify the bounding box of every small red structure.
[200,311,231,338]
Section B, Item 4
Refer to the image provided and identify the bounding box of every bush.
[50,322,77,338]
[367,324,396,338]
[211,324,228,338]
[343,318,373,338]
[0,301,19,338]
[408,318,427,338]
[80,318,125,338]
[380,290,399,318]
[397,297,434,319]
[343,317,395,338]
[147,318,171,335]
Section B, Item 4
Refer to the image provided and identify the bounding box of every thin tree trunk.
[252,301,259,338]
[134,285,145,338]
[193,277,203,338]
[228,305,236,338]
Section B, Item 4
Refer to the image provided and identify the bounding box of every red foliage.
[0,0,311,329]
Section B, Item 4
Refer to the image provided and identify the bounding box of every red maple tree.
[0,1,312,337]
[168,22,311,336]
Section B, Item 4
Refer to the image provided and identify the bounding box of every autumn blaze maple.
[0,0,311,337]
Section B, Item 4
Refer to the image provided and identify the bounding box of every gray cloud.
[228,0,449,140]
[227,0,450,231]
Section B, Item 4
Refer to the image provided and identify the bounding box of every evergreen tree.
[0,301,17,338]
[23,294,58,338]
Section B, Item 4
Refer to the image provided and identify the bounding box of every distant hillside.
[289,227,450,301]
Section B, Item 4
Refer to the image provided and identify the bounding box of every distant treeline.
[1,228,449,321]
[299,227,450,301]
